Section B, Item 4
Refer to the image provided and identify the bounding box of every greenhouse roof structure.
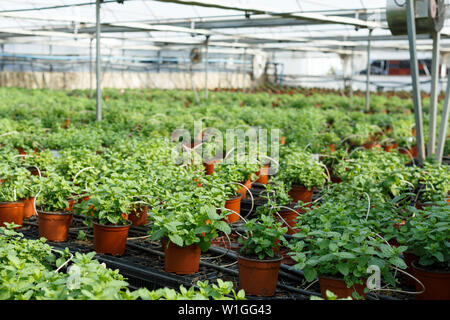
[0,0,449,55]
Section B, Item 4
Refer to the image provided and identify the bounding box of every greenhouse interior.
[0,0,449,305]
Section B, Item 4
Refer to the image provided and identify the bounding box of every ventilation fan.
[189,47,202,64]
[386,0,446,35]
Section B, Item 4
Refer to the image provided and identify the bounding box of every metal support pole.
[427,31,440,158]
[0,44,4,72]
[204,35,210,100]
[350,48,355,98]
[157,50,161,73]
[406,0,426,163]
[95,0,102,122]
[436,74,450,164]
[89,37,93,98]
[49,45,53,72]
[365,28,373,111]
[243,48,247,93]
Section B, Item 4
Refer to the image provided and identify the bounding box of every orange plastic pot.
[93,220,131,256]
[238,255,282,296]
[237,179,252,197]
[277,208,300,235]
[399,146,418,159]
[224,194,243,223]
[382,143,398,153]
[164,241,201,274]
[288,185,313,204]
[318,276,367,299]
[22,197,36,219]
[128,204,149,226]
[203,160,220,175]
[362,141,381,149]
[255,165,270,184]
[412,262,450,300]
[38,211,73,242]
[0,201,24,229]
[402,252,418,287]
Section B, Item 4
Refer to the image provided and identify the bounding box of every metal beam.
[151,0,382,29]
[96,0,101,122]
[366,29,372,111]
[436,71,450,164]
[428,32,441,158]
[406,0,425,163]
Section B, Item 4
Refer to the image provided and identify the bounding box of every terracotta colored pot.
[362,141,381,149]
[255,165,270,184]
[399,146,418,159]
[93,220,131,256]
[318,276,367,299]
[224,194,243,223]
[238,255,282,296]
[66,199,75,212]
[0,201,24,229]
[203,160,220,175]
[22,197,36,219]
[403,252,419,287]
[237,179,252,197]
[288,185,313,204]
[277,208,300,235]
[383,143,398,153]
[412,261,450,300]
[280,136,286,145]
[128,204,149,226]
[164,241,201,274]
[38,211,73,242]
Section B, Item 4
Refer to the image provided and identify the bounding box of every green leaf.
[168,234,184,247]
[303,266,317,282]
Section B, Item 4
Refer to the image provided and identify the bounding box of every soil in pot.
[128,204,149,226]
[288,185,313,204]
[22,197,36,219]
[38,211,73,242]
[238,254,283,296]
[164,240,201,274]
[411,261,450,300]
[93,220,131,256]
[318,276,367,300]
[0,201,24,228]
[224,194,243,223]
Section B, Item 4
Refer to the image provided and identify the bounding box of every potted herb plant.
[237,214,287,296]
[36,173,75,242]
[395,204,450,300]
[288,202,408,299]
[149,197,231,274]
[76,179,133,256]
[0,167,25,229]
[278,149,327,204]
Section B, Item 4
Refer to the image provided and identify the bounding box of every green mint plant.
[278,148,327,189]
[238,214,288,260]
[395,204,449,269]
